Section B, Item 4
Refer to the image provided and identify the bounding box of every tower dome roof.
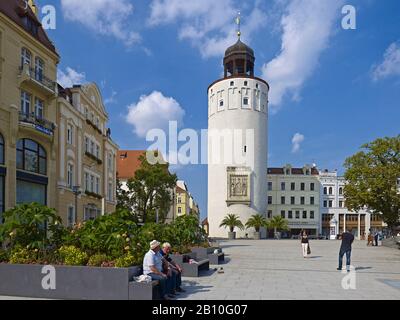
[224,39,254,58]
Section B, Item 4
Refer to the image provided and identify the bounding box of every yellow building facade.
[0,1,59,218]
[57,84,118,226]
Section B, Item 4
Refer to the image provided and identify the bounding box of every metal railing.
[19,112,55,133]
[19,65,57,93]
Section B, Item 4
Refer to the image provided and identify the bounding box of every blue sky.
[36,0,400,220]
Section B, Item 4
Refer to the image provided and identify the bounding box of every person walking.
[300,230,309,258]
[337,229,354,272]
[374,231,379,246]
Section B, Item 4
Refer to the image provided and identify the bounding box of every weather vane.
[235,11,241,39]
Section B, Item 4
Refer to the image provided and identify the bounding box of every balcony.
[19,112,55,137]
[18,64,57,97]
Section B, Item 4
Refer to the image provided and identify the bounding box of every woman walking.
[300,230,309,258]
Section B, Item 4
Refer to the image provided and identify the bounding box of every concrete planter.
[0,264,141,300]
[228,232,236,240]
[254,232,261,240]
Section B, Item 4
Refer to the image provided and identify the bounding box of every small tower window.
[244,81,248,86]
[243,97,249,106]
[256,83,259,89]
[219,100,224,107]
[230,81,234,86]
[244,146,247,153]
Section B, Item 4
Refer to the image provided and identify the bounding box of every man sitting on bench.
[143,240,175,300]
[160,242,186,293]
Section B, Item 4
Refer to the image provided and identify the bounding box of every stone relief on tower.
[226,167,251,206]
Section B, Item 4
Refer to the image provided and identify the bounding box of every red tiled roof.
[176,186,187,194]
[0,0,58,55]
[202,218,208,226]
[116,150,146,180]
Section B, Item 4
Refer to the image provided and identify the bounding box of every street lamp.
[72,185,81,224]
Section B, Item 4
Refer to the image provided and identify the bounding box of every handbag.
[307,243,311,255]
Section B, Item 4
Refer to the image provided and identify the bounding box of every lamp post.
[72,185,81,224]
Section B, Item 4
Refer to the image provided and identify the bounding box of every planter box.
[228,232,236,240]
[0,264,142,300]
[254,232,261,240]
[191,247,224,265]
[170,253,209,277]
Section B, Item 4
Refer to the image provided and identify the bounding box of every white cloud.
[148,0,267,58]
[262,0,344,109]
[126,91,185,138]
[291,133,304,153]
[61,0,141,46]
[371,41,400,81]
[104,91,117,105]
[57,67,86,88]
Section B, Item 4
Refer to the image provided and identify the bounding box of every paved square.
[179,240,400,300]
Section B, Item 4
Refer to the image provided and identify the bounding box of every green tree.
[344,136,400,230]
[245,214,267,233]
[118,153,177,223]
[266,216,289,236]
[219,214,244,233]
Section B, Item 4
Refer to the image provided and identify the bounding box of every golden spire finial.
[27,0,38,16]
[235,11,241,39]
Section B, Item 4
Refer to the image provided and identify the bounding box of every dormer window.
[22,16,38,36]
[285,168,291,175]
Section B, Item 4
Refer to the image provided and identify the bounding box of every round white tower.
[207,33,269,238]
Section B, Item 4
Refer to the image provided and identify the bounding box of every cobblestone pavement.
[178,240,400,300]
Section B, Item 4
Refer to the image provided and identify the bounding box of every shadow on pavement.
[178,281,214,299]
[355,266,373,271]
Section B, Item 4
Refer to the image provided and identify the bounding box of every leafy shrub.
[0,203,65,250]
[0,249,9,263]
[114,253,138,268]
[58,246,88,266]
[87,254,109,267]
[9,247,36,264]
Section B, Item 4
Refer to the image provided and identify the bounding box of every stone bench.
[128,267,160,300]
[191,247,225,265]
[171,253,210,277]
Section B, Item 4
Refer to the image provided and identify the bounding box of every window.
[281,211,285,219]
[323,200,327,208]
[281,182,286,191]
[323,187,327,195]
[339,187,343,195]
[90,175,94,193]
[22,16,38,36]
[329,200,333,208]
[295,211,300,219]
[291,196,295,205]
[230,81,234,86]
[67,206,75,227]
[281,196,285,205]
[108,182,113,201]
[329,187,333,195]
[178,207,182,214]
[34,98,44,119]
[244,81,248,86]
[107,153,113,170]
[256,83,259,89]
[268,196,272,205]
[268,182,272,191]
[84,137,89,153]
[305,169,310,175]
[16,139,47,175]
[301,197,305,205]
[285,169,291,175]
[178,197,182,204]
[95,144,100,159]
[244,146,247,153]
[0,134,4,165]
[84,206,99,221]
[310,183,315,191]
[291,182,295,191]
[84,173,89,192]
[21,48,31,67]
[90,141,95,155]
[339,200,343,208]
[84,107,88,119]
[243,97,249,106]
[303,211,307,219]
[310,211,315,219]
[219,100,224,107]
[288,211,293,219]
[310,196,315,205]
[96,177,100,195]
[301,183,305,191]
[67,164,73,188]
[67,125,73,145]
[267,210,272,219]
[35,57,44,82]
[20,91,31,114]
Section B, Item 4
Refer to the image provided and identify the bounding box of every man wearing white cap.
[143,240,174,300]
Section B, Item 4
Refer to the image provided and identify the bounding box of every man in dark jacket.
[337,229,355,272]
